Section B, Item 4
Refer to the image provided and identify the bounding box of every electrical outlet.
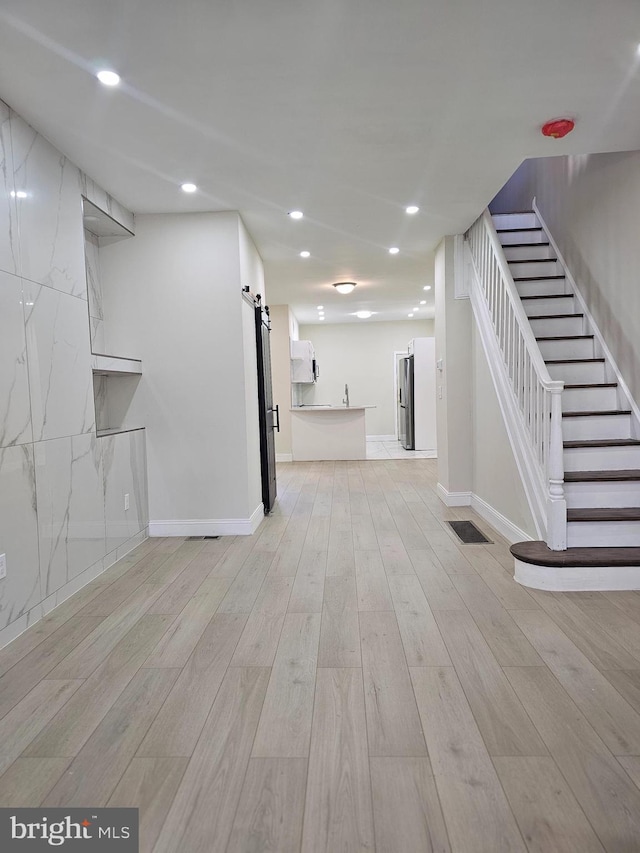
[124,494,130,511]
[0,553,6,580]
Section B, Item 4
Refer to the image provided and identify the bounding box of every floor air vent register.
[447,520,492,544]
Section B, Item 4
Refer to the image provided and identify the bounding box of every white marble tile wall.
[0,272,32,447]
[0,101,18,276]
[23,281,95,441]
[0,97,145,649]
[102,429,149,554]
[11,111,87,299]
[35,433,106,596]
[0,445,40,631]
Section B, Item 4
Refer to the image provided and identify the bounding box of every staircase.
[466,208,640,588]
[494,211,640,549]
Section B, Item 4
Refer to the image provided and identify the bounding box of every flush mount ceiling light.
[354,311,375,319]
[405,205,419,215]
[289,210,304,220]
[333,282,357,295]
[300,251,310,258]
[96,70,121,86]
[423,285,432,291]
[408,313,414,318]
[181,183,197,193]
[317,305,324,310]
[388,247,400,255]
[420,300,426,305]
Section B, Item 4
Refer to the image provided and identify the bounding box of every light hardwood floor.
[1,459,640,851]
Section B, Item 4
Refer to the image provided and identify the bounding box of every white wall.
[101,211,264,532]
[491,152,640,405]
[472,324,538,539]
[269,305,294,459]
[297,319,434,437]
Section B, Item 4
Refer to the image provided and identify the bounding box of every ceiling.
[1,1,640,324]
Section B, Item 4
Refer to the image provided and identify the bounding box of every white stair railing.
[466,210,566,549]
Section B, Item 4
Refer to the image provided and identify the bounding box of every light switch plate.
[124,494,130,511]
[0,553,6,580]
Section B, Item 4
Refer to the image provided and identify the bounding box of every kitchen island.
[290,406,374,461]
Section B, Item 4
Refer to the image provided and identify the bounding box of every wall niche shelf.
[92,354,142,376]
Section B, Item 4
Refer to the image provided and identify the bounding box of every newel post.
[546,387,567,550]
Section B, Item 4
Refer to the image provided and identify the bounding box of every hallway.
[1,459,640,851]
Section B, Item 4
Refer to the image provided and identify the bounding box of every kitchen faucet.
[343,384,349,407]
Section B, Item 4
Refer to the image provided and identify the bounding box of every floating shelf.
[91,354,142,376]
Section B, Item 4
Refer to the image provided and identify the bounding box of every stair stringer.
[467,247,546,541]
[532,198,640,436]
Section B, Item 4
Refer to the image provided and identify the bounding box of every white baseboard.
[515,558,640,591]
[437,483,472,506]
[367,434,396,442]
[470,494,533,545]
[437,484,533,544]
[276,453,293,463]
[149,504,264,537]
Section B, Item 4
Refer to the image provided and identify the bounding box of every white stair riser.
[493,213,539,230]
[563,386,619,411]
[498,230,546,245]
[547,361,605,383]
[523,297,576,316]
[510,260,563,278]
[567,521,640,548]
[503,244,555,261]
[529,316,584,336]
[538,338,594,360]
[563,414,631,441]
[517,279,569,297]
[564,445,640,472]
[565,481,640,509]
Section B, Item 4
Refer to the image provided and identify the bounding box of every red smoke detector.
[541,118,575,139]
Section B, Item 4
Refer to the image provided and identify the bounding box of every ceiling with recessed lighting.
[1,0,640,324]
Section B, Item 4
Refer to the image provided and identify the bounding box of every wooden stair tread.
[568,507,640,522]
[496,226,543,233]
[509,258,558,264]
[516,278,567,285]
[536,335,594,341]
[503,241,550,248]
[562,409,631,417]
[511,541,640,567]
[564,438,640,448]
[545,357,604,364]
[564,383,617,389]
[529,313,583,320]
[565,469,640,482]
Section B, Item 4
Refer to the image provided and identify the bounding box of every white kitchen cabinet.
[290,339,318,383]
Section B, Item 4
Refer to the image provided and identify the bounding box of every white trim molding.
[437,483,533,544]
[276,453,293,462]
[367,434,397,442]
[437,483,472,506]
[515,559,640,591]
[150,503,264,537]
[470,494,533,546]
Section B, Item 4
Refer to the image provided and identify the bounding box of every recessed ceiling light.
[10,190,27,199]
[413,307,419,311]
[181,183,197,193]
[96,70,121,87]
[423,285,432,291]
[317,305,324,310]
[300,250,310,258]
[319,316,325,320]
[405,205,419,215]
[420,300,426,305]
[389,247,400,255]
[408,313,414,318]
[289,210,304,219]
[355,311,374,319]
[333,282,357,295]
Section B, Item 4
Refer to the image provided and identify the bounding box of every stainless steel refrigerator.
[398,355,414,450]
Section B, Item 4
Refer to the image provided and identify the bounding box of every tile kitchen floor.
[366,439,437,459]
[1,459,640,851]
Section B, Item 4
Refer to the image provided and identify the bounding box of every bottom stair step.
[511,541,640,590]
